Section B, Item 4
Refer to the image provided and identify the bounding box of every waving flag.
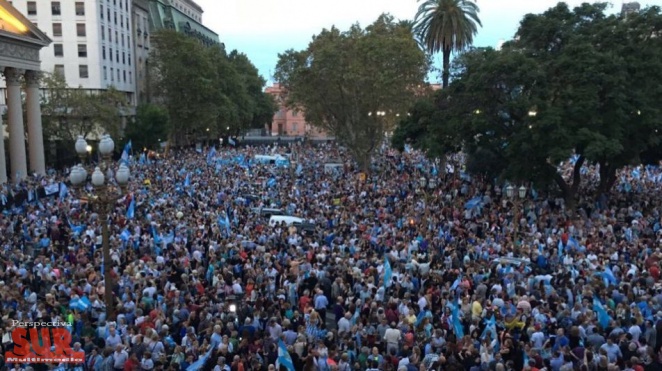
[481,314,497,340]
[451,298,464,338]
[276,340,295,371]
[593,297,612,329]
[184,173,191,188]
[383,255,393,288]
[206,146,217,164]
[451,275,462,291]
[295,163,303,176]
[186,348,212,371]
[228,138,236,146]
[267,177,277,188]
[350,305,360,326]
[126,199,135,219]
[464,197,482,210]
[69,296,91,311]
[120,140,131,165]
[602,267,617,286]
[59,183,68,201]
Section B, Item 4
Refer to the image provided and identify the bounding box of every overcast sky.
[194,0,659,83]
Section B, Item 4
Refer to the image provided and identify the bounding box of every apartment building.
[8,0,136,106]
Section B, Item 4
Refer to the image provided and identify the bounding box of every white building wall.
[7,0,136,104]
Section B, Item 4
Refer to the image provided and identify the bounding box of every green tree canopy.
[414,0,482,88]
[396,2,662,203]
[125,104,169,151]
[39,72,127,142]
[275,14,429,170]
[150,30,276,147]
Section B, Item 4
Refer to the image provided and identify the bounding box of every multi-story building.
[132,0,149,103]
[7,0,137,106]
[147,0,219,47]
[265,83,328,139]
[621,2,641,17]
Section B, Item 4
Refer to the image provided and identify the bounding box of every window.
[78,44,87,58]
[76,23,86,37]
[122,52,125,64]
[121,35,124,47]
[102,46,106,59]
[52,23,62,37]
[120,17,123,28]
[292,123,298,132]
[27,1,37,15]
[79,65,89,79]
[103,66,107,80]
[128,55,131,66]
[107,9,110,21]
[101,27,105,40]
[111,68,114,81]
[292,110,298,117]
[53,43,63,57]
[129,71,132,84]
[51,1,61,16]
[115,31,118,44]
[123,70,126,82]
[54,64,65,78]
[114,12,117,25]
[75,2,85,16]
[116,50,119,63]
[100,5,103,18]
[117,69,120,81]
[109,48,113,61]
[108,27,112,42]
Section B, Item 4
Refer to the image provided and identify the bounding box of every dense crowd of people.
[0,141,661,371]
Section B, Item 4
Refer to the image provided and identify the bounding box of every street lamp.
[69,134,131,321]
[528,110,537,117]
[506,185,527,246]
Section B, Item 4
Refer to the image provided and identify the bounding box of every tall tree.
[397,2,662,204]
[414,0,482,88]
[151,30,220,146]
[125,104,169,151]
[275,14,429,170]
[39,72,127,142]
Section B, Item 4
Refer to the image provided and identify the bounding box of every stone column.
[25,70,45,175]
[4,67,27,182]
[0,109,7,184]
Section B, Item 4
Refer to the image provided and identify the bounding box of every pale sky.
[195,0,660,83]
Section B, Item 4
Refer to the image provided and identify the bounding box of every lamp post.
[506,185,527,246]
[70,134,131,321]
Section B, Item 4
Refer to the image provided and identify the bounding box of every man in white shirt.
[338,312,352,335]
[112,345,128,371]
[383,323,402,354]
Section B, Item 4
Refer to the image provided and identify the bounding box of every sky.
[195,0,660,84]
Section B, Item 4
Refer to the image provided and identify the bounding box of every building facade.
[0,0,51,183]
[264,83,328,139]
[147,0,219,47]
[132,0,149,103]
[7,0,136,105]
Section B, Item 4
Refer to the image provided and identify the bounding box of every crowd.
[0,141,661,371]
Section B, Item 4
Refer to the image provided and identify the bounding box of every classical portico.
[0,0,51,183]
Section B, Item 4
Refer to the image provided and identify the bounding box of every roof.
[0,0,51,47]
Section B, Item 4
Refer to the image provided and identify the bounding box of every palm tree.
[414,0,482,88]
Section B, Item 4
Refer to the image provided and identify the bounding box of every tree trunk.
[442,47,451,89]
[596,160,617,197]
[551,155,584,211]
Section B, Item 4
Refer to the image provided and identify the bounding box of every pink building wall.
[265,83,329,138]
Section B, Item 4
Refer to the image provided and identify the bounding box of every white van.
[324,162,344,174]
[269,215,303,226]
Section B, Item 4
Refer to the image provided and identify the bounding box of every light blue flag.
[184,173,191,187]
[451,299,464,338]
[593,297,611,329]
[602,267,617,287]
[295,163,303,176]
[120,229,131,242]
[126,199,135,219]
[59,183,68,201]
[277,340,295,371]
[383,255,393,288]
[228,138,236,146]
[350,305,360,326]
[451,275,462,291]
[186,348,212,371]
[481,314,497,340]
[267,178,277,187]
